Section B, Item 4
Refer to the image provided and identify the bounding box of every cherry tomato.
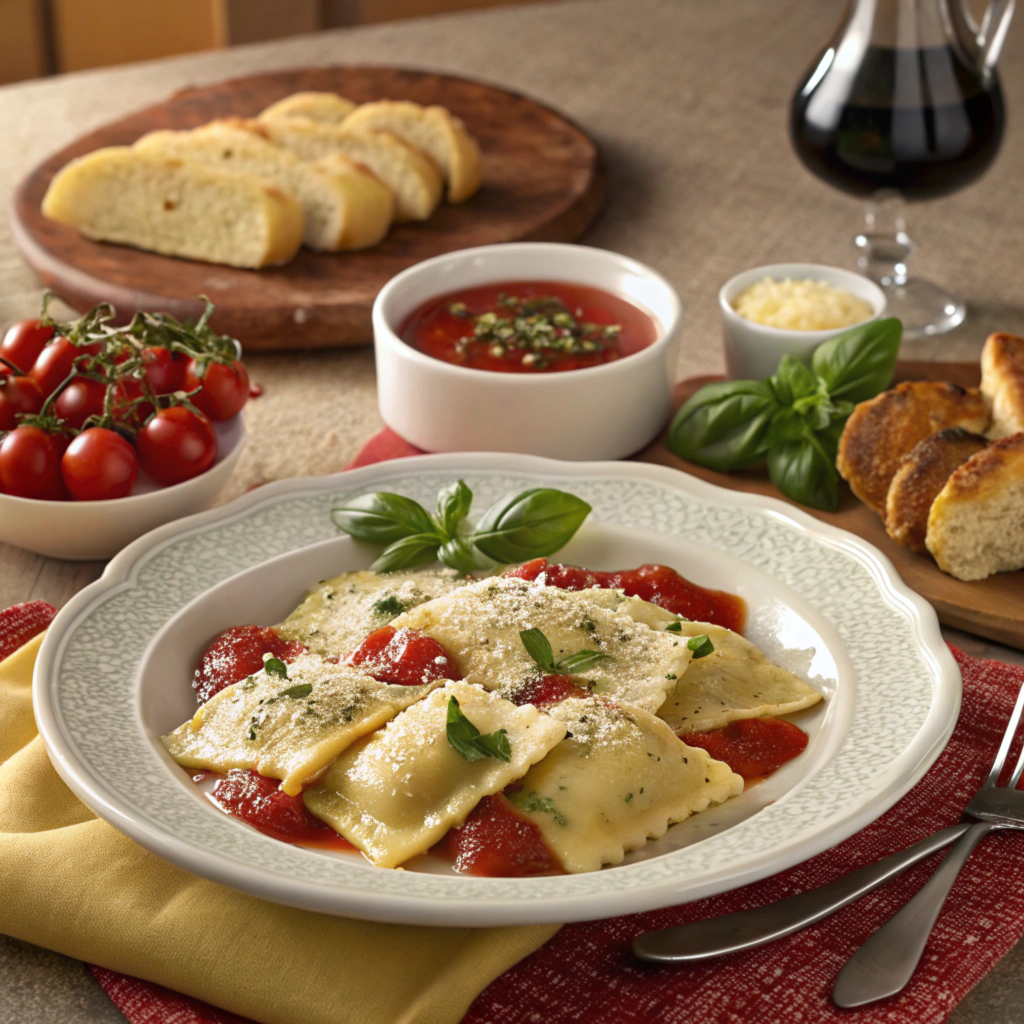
[29,337,102,398]
[0,426,67,500]
[137,406,216,484]
[142,347,187,395]
[53,376,108,431]
[0,319,54,373]
[109,377,154,428]
[183,358,249,421]
[0,375,43,431]
[61,427,138,501]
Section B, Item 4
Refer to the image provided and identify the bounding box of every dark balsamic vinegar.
[790,45,1005,200]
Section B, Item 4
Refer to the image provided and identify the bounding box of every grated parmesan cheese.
[733,277,874,331]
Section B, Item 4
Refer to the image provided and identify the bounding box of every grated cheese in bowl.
[732,277,875,331]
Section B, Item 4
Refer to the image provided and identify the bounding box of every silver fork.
[633,679,1024,979]
[832,678,1024,1007]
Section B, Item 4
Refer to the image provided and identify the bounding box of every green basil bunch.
[668,318,902,511]
[331,480,592,573]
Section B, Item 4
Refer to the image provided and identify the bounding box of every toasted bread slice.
[837,381,990,513]
[342,100,482,203]
[926,432,1024,580]
[41,146,302,268]
[259,117,442,222]
[981,332,1024,439]
[135,120,394,251]
[259,91,357,125]
[884,427,989,551]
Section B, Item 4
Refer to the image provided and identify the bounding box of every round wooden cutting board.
[12,66,605,350]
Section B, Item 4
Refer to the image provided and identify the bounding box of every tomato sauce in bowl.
[400,281,659,373]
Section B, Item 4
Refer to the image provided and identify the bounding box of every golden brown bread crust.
[981,332,1024,438]
[931,431,1024,502]
[836,381,990,513]
[884,427,989,552]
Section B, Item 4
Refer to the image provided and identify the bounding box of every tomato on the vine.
[142,348,187,395]
[183,358,249,421]
[61,428,138,501]
[137,406,217,484]
[0,320,54,373]
[109,377,154,428]
[0,375,43,431]
[0,425,67,500]
[30,337,102,398]
[53,376,108,431]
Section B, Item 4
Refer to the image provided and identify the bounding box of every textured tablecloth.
[1,1,1023,1021]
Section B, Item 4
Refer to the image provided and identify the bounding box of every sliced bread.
[41,146,302,268]
[260,91,357,125]
[926,432,1024,580]
[258,116,442,222]
[981,332,1024,438]
[342,100,482,203]
[836,381,991,513]
[134,120,394,251]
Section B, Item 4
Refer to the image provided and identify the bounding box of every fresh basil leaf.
[434,479,473,538]
[520,627,556,673]
[472,488,591,562]
[263,656,288,679]
[687,634,715,659]
[279,682,313,700]
[811,317,902,403]
[668,380,780,471]
[664,619,690,632]
[445,696,512,763]
[438,533,494,574]
[767,431,840,512]
[768,355,819,406]
[370,533,441,572]
[331,491,438,545]
[557,649,610,674]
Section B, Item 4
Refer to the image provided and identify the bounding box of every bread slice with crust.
[342,100,482,203]
[981,332,1024,439]
[884,427,990,552]
[134,120,394,251]
[258,116,442,222]
[259,91,357,125]
[837,381,990,513]
[926,432,1024,580]
[41,146,302,268]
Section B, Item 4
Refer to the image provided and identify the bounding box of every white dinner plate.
[33,454,960,927]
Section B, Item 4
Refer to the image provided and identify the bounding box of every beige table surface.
[1,1,1023,1021]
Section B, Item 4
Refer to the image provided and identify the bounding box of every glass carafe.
[790,0,1014,338]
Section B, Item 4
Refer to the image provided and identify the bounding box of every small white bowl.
[373,242,683,461]
[720,263,887,380]
[0,416,246,561]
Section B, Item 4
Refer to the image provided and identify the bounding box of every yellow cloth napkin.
[0,634,560,1024]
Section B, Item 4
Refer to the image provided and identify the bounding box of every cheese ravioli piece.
[654,621,822,734]
[303,680,566,868]
[162,653,441,795]
[510,695,743,873]
[392,577,691,713]
[277,567,470,656]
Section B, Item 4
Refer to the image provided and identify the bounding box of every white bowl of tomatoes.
[0,300,250,560]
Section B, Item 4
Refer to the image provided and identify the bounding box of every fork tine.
[1008,741,1024,791]
[986,678,1024,787]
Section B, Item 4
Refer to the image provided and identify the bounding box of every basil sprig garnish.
[446,696,511,763]
[520,627,610,676]
[668,318,902,511]
[331,480,591,573]
[687,634,715,659]
[263,655,289,679]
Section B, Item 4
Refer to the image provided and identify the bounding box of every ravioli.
[391,577,691,713]
[277,567,471,656]
[162,653,442,794]
[302,680,566,868]
[654,621,823,734]
[509,694,743,873]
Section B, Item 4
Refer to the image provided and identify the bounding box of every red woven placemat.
[11,433,1024,1024]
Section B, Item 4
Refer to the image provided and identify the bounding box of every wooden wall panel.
[0,0,49,84]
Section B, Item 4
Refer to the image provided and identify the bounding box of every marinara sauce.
[400,281,658,373]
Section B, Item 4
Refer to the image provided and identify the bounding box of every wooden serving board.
[11,66,605,351]
[637,360,1024,651]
